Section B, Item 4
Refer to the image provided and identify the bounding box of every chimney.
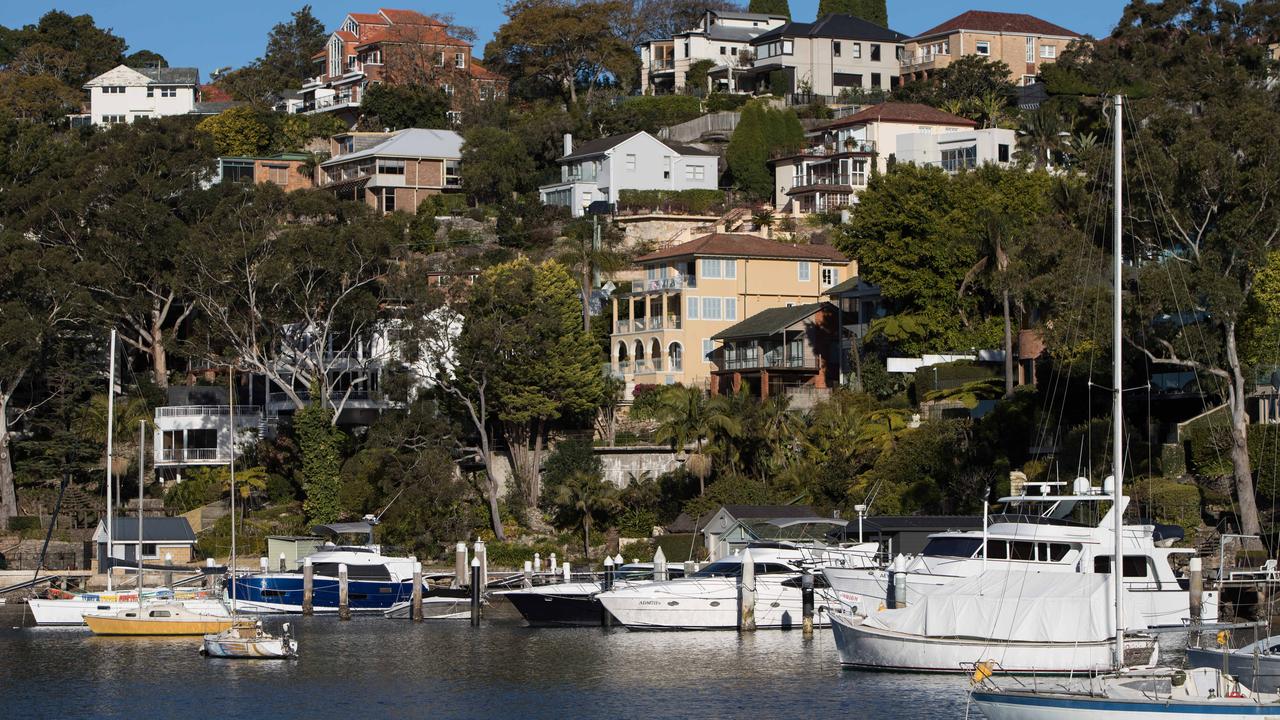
[563,133,573,157]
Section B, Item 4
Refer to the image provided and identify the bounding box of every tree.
[0,72,81,125]
[727,102,772,199]
[1,11,126,86]
[749,0,791,18]
[651,386,741,493]
[685,59,715,94]
[817,0,888,27]
[124,50,167,68]
[554,217,628,332]
[197,106,273,156]
[897,56,1015,111]
[359,83,450,130]
[554,469,618,557]
[260,5,328,85]
[295,397,343,523]
[460,126,537,204]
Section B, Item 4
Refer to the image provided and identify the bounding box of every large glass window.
[922,537,983,558]
[797,261,812,282]
[220,160,255,184]
[377,159,406,175]
[941,145,978,172]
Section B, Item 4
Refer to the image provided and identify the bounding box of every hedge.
[617,189,727,215]
[1139,478,1202,542]
[705,93,750,112]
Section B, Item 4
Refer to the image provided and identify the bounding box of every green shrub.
[1141,478,1202,541]
[617,507,657,538]
[417,193,468,217]
[769,70,788,96]
[705,93,750,112]
[7,516,39,532]
[617,189,726,215]
[164,472,222,513]
[483,539,564,569]
[914,360,997,394]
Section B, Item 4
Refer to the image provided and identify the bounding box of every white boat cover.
[861,571,1150,642]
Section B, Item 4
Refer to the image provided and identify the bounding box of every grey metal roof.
[312,521,375,537]
[105,517,196,543]
[712,302,830,341]
[706,25,760,42]
[138,67,200,85]
[562,131,718,162]
[321,128,463,166]
[753,14,907,44]
[712,10,788,22]
[826,275,880,297]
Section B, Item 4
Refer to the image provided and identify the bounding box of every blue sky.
[0,1,1127,77]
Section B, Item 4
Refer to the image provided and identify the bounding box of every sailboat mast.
[138,419,145,612]
[105,328,116,592]
[1112,93,1126,668]
[228,367,236,616]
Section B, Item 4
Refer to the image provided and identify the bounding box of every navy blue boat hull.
[231,574,413,613]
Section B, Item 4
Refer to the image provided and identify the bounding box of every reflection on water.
[1,605,971,719]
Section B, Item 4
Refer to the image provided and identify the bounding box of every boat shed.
[266,535,326,570]
[826,515,984,556]
[697,504,843,560]
[93,516,197,569]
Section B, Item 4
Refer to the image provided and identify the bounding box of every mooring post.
[412,559,424,622]
[523,561,533,589]
[802,571,815,638]
[653,546,667,582]
[1190,556,1204,623]
[563,561,571,583]
[614,553,624,566]
[338,563,351,621]
[454,542,468,589]
[260,556,269,575]
[549,553,558,577]
[205,558,216,592]
[469,557,482,627]
[602,557,615,628]
[739,549,756,632]
[164,553,174,589]
[279,552,287,572]
[533,552,542,576]
[889,554,907,609]
[302,557,314,616]
[475,540,488,589]
[683,560,695,578]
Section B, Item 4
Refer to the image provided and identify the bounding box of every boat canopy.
[861,571,1150,643]
[311,522,375,542]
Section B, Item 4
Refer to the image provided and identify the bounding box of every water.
[1,604,975,719]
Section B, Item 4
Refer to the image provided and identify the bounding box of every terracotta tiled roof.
[825,102,977,129]
[356,23,463,47]
[378,8,443,26]
[912,10,1078,40]
[349,12,387,24]
[636,234,848,263]
[468,61,503,81]
[334,30,358,42]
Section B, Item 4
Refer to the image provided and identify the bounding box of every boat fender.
[1171,670,1186,687]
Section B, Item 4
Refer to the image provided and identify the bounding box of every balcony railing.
[792,172,866,189]
[636,275,696,292]
[155,405,263,418]
[724,354,813,371]
[158,448,224,463]
[901,51,949,69]
[652,59,675,70]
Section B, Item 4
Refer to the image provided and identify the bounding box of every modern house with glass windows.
[539,131,719,217]
[318,128,462,214]
[638,9,788,94]
[771,102,1012,216]
[609,233,854,397]
[740,14,909,97]
[899,10,1080,86]
[213,152,316,192]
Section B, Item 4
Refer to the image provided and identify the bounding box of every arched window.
[668,342,683,371]
[634,339,646,369]
[650,338,662,370]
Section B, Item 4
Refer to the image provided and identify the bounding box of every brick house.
[900,10,1080,86]
[318,128,462,214]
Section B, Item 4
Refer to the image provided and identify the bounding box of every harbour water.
[1,604,973,719]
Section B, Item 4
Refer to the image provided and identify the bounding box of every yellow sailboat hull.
[85,615,234,636]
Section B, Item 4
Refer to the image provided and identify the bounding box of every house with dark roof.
[93,516,198,569]
[771,102,1014,215]
[81,64,202,126]
[297,8,506,126]
[709,301,841,405]
[538,131,719,218]
[640,9,789,94]
[742,14,910,98]
[901,10,1081,85]
[610,233,853,397]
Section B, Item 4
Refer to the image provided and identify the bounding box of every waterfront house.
[297,7,506,125]
[696,504,839,560]
[740,14,909,98]
[93,516,197,569]
[153,385,262,484]
[539,132,719,217]
[639,9,788,94]
[318,128,462,214]
[771,102,1014,215]
[900,10,1080,86]
[709,302,841,406]
[214,152,316,192]
[80,64,200,126]
[609,233,853,396]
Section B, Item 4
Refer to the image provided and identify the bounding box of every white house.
[153,386,261,483]
[640,9,788,94]
[538,131,719,217]
[741,14,909,97]
[82,64,201,126]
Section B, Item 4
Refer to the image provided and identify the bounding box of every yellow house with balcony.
[610,233,854,394]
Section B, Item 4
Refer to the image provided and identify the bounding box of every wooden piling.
[454,542,467,589]
[302,558,314,616]
[801,571,815,638]
[739,549,756,632]
[469,557,481,626]
[411,560,423,623]
[338,562,350,621]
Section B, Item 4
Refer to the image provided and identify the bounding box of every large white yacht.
[596,542,878,630]
[824,483,1217,627]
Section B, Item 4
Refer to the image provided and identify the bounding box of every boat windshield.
[691,561,796,578]
[921,537,983,559]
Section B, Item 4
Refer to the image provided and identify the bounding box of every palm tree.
[752,208,775,238]
[958,209,1019,398]
[1016,107,1065,169]
[923,378,1005,408]
[555,218,628,332]
[975,90,1009,129]
[554,470,619,559]
[757,394,804,480]
[855,408,911,455]
[652,387,741,494]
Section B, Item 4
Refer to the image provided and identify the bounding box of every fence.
[657,111,741,143]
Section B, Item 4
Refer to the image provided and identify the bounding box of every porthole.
[667,600,679,606]
[709,601,720,607]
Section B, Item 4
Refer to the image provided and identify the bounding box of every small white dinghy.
[202,619,297,659]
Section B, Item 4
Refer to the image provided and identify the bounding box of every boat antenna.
[372,486,408,524]
[1111,93,1126,669]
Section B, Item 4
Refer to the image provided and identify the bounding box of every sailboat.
[86,418,232,636]
[970,95,1280,718]
[201,367,297,659]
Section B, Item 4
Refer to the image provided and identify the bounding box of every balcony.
[157,447,225,465]
[652,58,675,71]
[635,275,696,293]
[793,140,876,158]
[615,315,682,334]
[901,51,949,71]
[790,172,866,191]
[722,353,814,371]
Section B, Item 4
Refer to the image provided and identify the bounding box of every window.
[1094,556,1150,578]
[1026,37,1035,63]
[220,160,254,184]
[687,296,700,320]
[798,261,812,282]
[702,297,723,320]
[975,41,991,56]
[102,85,126,94]
[998,144,1010,163]
[723,259,736,279]
[455,52,466,68]
[821,267,838,288]
[102,114,127,124]
[851,73,863,88]
[683,40,690,57]
[870,44,881,61]
[833,41,842,57]
[922,537,982,558]
[381,188,396,213]
[663,156,671,179]
[871,73,881,88]
[851,159,867,185]
[163,87,177,97]
[445,159,461,187]
[685,164,704,181]
[724,297,737,320]
[1040,44,1057,59]
[377,159,406,175]
[625,154,637,171]
[442,83,454,97]
[141,544,157,558]
[941,145,978,172]
[436,52,445,66]
[267,164,289,186]
[852,43,862,59]
[702,258,723,279]
[720,46,727,55]
[146,87,153,97]
[702,338,713,362]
